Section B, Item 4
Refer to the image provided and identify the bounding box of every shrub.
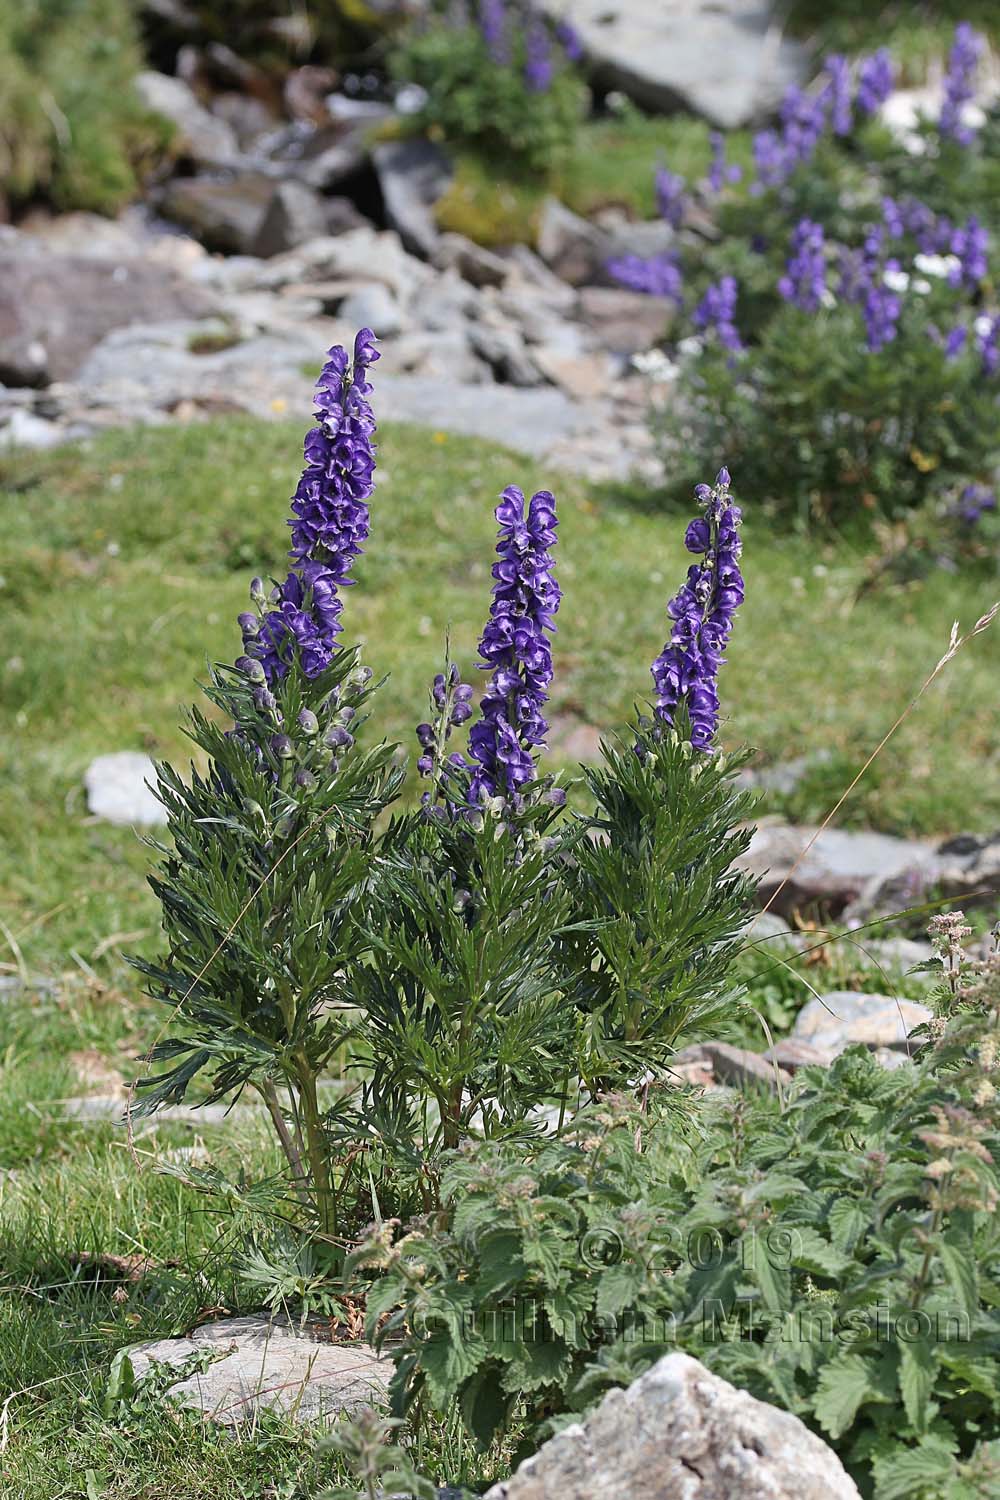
[133,332,756,1247]
[390,4,587,176]
[0,0,169,214]
[355,928,1000,1498]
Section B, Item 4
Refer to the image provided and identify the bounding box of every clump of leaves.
[353,953,1000,1497]
[318,1409,438,1500]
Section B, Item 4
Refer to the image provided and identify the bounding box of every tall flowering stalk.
[651,468,743,751]
[778,218,827,312]
[655,166,687,230]
[940,22,985,146]
[478,0,510,63]
[240,331,379,684]
[855,48,894,116]
[467,487,561,801]
[707,131,741,193]
[694,276,742,352]
[950,215,989,289]
[523,14,553,90]
[607,251,683,300]
[823,53,852,135]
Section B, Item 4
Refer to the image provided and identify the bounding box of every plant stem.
[295,1049,338,1238]
[258,1078,312,1208]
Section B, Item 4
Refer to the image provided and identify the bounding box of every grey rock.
[469,323,542,386]
[483,1351,860,1499]
[245,228,430,304]
[0,334,49,388]
[210,92,278,150]
[127,1315,391,1426]
[0,250,217,380]
[279,121,371,192]
[764,1038,837,1072]
[372,138,453,258]
[374,374,581,454]
[734,822,939,919]
[251,181,330,258]
[531,349,611,401]
[413,268,482,331]
[60,1096,253,1126]
[740,910,794,943]
[339,283,406,338]
[503,245,578,311]
[135,71,239,166]
[739,749,833,797]
[1,408,64,449]
[850,830,1000,923]
[576,286,675,355]
[792,990,932,1057]
[84,751,166,827]
[537,198,610,285]
[378,330,490,384]
[700,1041,790,1090]
[433,232,509,288]
[160,174,276,255]
[538,0,807,128]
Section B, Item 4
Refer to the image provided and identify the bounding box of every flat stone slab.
[735,823,939,919]
[376,374,583,456]
[84,751,166,826]
[792,990,931,1057]
[539,0,806,128]
[128,1314,391,1426]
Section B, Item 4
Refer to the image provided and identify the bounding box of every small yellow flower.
[271,398,287,414]
[432,431,448,444]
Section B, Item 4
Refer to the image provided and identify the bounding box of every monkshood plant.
[133,330,755,1243]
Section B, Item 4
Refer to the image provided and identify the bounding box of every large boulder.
[792,990,932,1058]
[484,1352,860,1499]
[734,823,939,920]
[372,138,453,258]
[0,251,216,382]
[538,0,807,128]
[160,173,277,254]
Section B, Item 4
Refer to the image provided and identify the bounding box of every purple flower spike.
[655,166,687,230]
[855,48,894,116]
[467,486,561,802]
[707,131,741,193]
[524,17,553,91]
[778,218,827,312]
[478,0,510,64]
[694,276,742,352]
[242,331,379,683]
[940,23,985,145]
[950,215,989,289]
[823,53,853,135]
[651,469,743,750]
[555,18,583,62]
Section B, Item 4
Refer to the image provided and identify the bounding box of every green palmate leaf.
[460,1365,516,1449]
[900,1339,938,1436]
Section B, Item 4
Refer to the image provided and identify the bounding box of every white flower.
[914,253,960,279]
[632,349,679,383]
[975,314,994,338]
[677,336,703,358]
[820,288,837,309]
[913,278,932,295]
[883,268,910,293]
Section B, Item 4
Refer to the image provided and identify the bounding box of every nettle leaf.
[460,1365,514,1450]
[871,1437,957,1500]
[787,1225,853,1280]
[938,1232,979,1320]
[595,1263,647,1321]
[827,1198,871,1255]
[900,1338,938,1436]
[813,1352,886,1440]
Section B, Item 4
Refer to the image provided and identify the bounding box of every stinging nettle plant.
[133,329,757,1243]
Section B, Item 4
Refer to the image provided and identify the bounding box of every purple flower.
[707,131,741,193]
[607,252,683,301]
[940,23,985,145]
[779,85,827,167]
[953,483,997,524]
[945,323,968,360]
[976,315,1000,376]
[655,166,687,230]
[841,226,901,352]
[694,275,742,352]
[823,53,853,135]
[554,18,582,62]
[950,215,989,289]
[778,218,827,313]
[523,16,553,91]
[467,487,561,801]
[855,48,894,116]
[478,0,510,64]
[416,664,475,783]
[651,467,743,750]
[752,128,793,190]
[242,331,379,683]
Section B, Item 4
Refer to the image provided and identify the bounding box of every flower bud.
[716,465,731,487]
[324,725,354,750]
[237,612,260,637]
[547,786,567,807]
[236,655,266,682]
[338,705,356,724]
[270,734,294,758]
[416,722,435,748]
[417,755,434,776]
[253,685,278,715]
[294,767,317,791]
[297,708,319,737]
[350,665,373,688]
[250,577,266,604]
[451,702,472,725]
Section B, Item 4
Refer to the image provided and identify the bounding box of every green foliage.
[661,300,1000,526]
[0,0,169,214]
[319,1410,438,1500]
[136,649,755,1239]
[356,987,1000,1496]
[391,15,586,176]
